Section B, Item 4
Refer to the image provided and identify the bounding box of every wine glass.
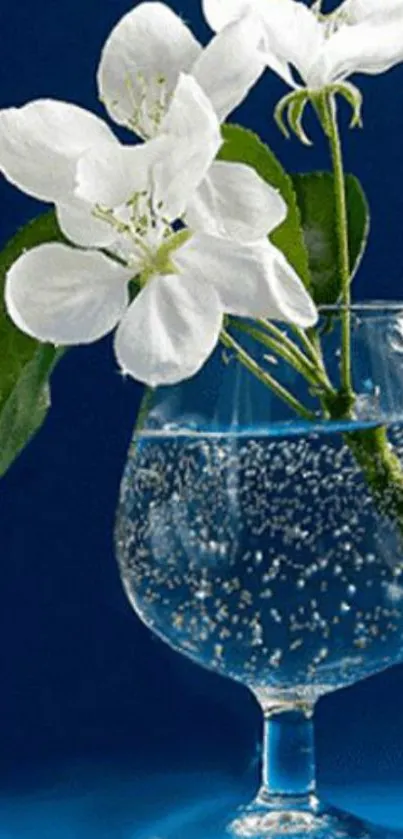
[115,304,403,838]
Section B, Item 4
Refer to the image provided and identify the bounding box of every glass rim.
[135,418,390,440]
[135,299,403,439]
[319,300,403,314]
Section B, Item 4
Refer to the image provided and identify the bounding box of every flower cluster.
[2,0,402,387]
[0,0,318,386]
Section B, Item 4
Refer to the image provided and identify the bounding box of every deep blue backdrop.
[1,0,403,834]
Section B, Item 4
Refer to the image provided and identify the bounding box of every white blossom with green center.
[0,73,316,386]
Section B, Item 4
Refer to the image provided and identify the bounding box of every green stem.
[345,425,403,538]
[230,319,333,394]
[322,94,354,407]
[220,329,317,422]
[259,320,334,391]
[292,326,330,383]
[256,321,320,374]
[223,321,403,532]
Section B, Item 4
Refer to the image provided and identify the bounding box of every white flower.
[98,0,267,136]
[203,0,403,91]
[0,1,265,251]
[1,73,317,387]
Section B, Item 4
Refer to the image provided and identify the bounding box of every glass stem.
[230,698,322,835]
[256,699,317,808]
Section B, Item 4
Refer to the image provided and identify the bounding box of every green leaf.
[218,124,311,290]
[291,172,370,306]
[0,344,65,478]
[0,211,66,477]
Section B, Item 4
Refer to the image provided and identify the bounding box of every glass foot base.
[228,795,403,838]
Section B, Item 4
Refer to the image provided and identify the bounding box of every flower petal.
[260,49,297,90]
[267,245,318,326]
[202,0,254,31]
[322,20,403,83]
[202,0,296,87]
[97,1,202,137]
[56,195,118,248]
[175,234,317,326]
[159,72,221,144]
[186,161,286,242]
[340,0,403,26]
[114,272,223,385]
[5,243,132,345]
[154,74,222,221]
[259,0,324,87]
[192,15,266,122]
[75,136,168,208]
[0,100,116,202]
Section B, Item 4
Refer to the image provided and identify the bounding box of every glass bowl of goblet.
[115,304,403,838]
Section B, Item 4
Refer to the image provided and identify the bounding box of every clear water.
[115,423,403,697]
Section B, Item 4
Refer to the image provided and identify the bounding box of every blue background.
[1,0,403,835]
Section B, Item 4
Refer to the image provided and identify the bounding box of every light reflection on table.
[0,767,402,838]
